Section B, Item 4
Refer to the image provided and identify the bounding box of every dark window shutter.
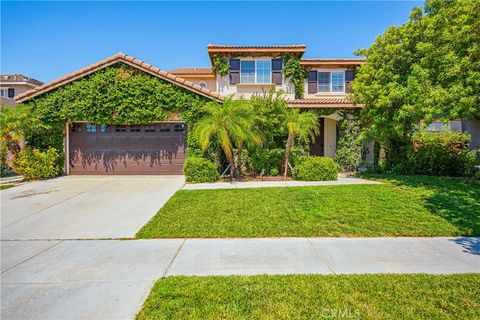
[7,88,15,98]
[307,71,317,93]
[345,70,355,81]
[229,59,240,84]
[345,70,355,93]
[271,58,283,85]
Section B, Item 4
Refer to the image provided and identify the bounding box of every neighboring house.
[15,45,365,175]
[0,74,43,107]
[425,119,480,152]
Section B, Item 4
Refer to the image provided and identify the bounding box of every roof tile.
[15,53,224,103]
[287,97,363,108]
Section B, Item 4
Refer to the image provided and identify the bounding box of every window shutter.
[229,59,240,85]
[271,58,283,85]
[345,70,355,93]
[7,88,15,98]
[307,71,317,93]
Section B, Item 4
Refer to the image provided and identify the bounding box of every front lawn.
[136,175,479,238]
[0,184,15,190]
[136,274,480,320]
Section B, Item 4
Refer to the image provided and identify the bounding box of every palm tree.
[283,109,319,178]
[193,98,261,178]
[228,100,263,175]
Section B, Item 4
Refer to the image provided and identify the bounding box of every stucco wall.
[216,56,295,100]
[323,117,337,157]
[303,68,348,99]
[0,83,33,96]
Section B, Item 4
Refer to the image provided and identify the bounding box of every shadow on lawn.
[365,175,480,236]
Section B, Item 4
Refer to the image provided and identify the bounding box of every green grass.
[136,175,480,238]
[136,274,480,320]
[0,184,15,190]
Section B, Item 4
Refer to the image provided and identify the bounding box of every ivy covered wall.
[24,63,212,156]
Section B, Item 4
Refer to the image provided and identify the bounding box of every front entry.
[309,117,325,156]
[68,123,187,175]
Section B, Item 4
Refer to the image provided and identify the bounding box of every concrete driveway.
[1,175,184,240]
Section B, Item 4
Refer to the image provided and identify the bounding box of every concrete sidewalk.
[2,237,479,319]
[183,174,381,190]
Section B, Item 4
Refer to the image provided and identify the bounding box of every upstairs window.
[240,60,271,84]
[318,72,330,92]
[240,61,255,83]
[317,71,345,93]
[332,72,345,92]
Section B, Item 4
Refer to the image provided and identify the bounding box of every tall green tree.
[193,98,261,178]
[352,0,480,167]
[283,109,319,178]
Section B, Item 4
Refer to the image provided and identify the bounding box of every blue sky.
[1,1,422,82]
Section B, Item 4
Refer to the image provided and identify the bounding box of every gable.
[15,53,224,104]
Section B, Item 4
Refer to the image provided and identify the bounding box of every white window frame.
[240,59,272,84]
[316,69,346,93]
[0,89,6,97]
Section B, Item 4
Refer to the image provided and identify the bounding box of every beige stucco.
[303,68,348,99]
[0,83,34,96]
[323,117,338,158]
[216,56,295,100]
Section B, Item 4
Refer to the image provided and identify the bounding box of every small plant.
[183,157,219,183]
[211,55,230,77]
[249,148,284,175]
[292,156,339,181]
[12,147,61,180]
[269,167,279,176]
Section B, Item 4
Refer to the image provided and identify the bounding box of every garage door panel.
[69,124,186,175]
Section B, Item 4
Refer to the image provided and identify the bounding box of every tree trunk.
[224,150,235,180]
[236,143,243,175]
[283,133,295,179]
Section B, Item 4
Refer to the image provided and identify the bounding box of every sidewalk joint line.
[162,239,186,278]
[1,240,64,274]
[307,239,336,275]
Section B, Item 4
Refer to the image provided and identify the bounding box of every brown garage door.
[69,123,187,175]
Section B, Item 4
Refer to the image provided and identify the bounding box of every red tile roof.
[287,97,363,108]
[208,44,306,49]
[207,44,306,55]
[1,74,43,86]
[15,53,224,103]
[169,67,213,75]
[300,58,365,66]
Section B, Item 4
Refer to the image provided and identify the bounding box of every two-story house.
[1,74,43,107]
[172,45,364,159]
[15,45,366,175]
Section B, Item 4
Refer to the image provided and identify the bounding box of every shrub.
[183,157,219,183]
[249,148,284,175]
[12,147,61,180]
[269,167,279,176]
[292,156,339,181]
[392,131,478,177]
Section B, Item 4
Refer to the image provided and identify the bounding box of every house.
[15,45,365,175]
[0,74,43,107]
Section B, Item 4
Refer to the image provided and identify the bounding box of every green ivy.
[283,55,307,98]
[211,55,230,77]
[24,63,212,162]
